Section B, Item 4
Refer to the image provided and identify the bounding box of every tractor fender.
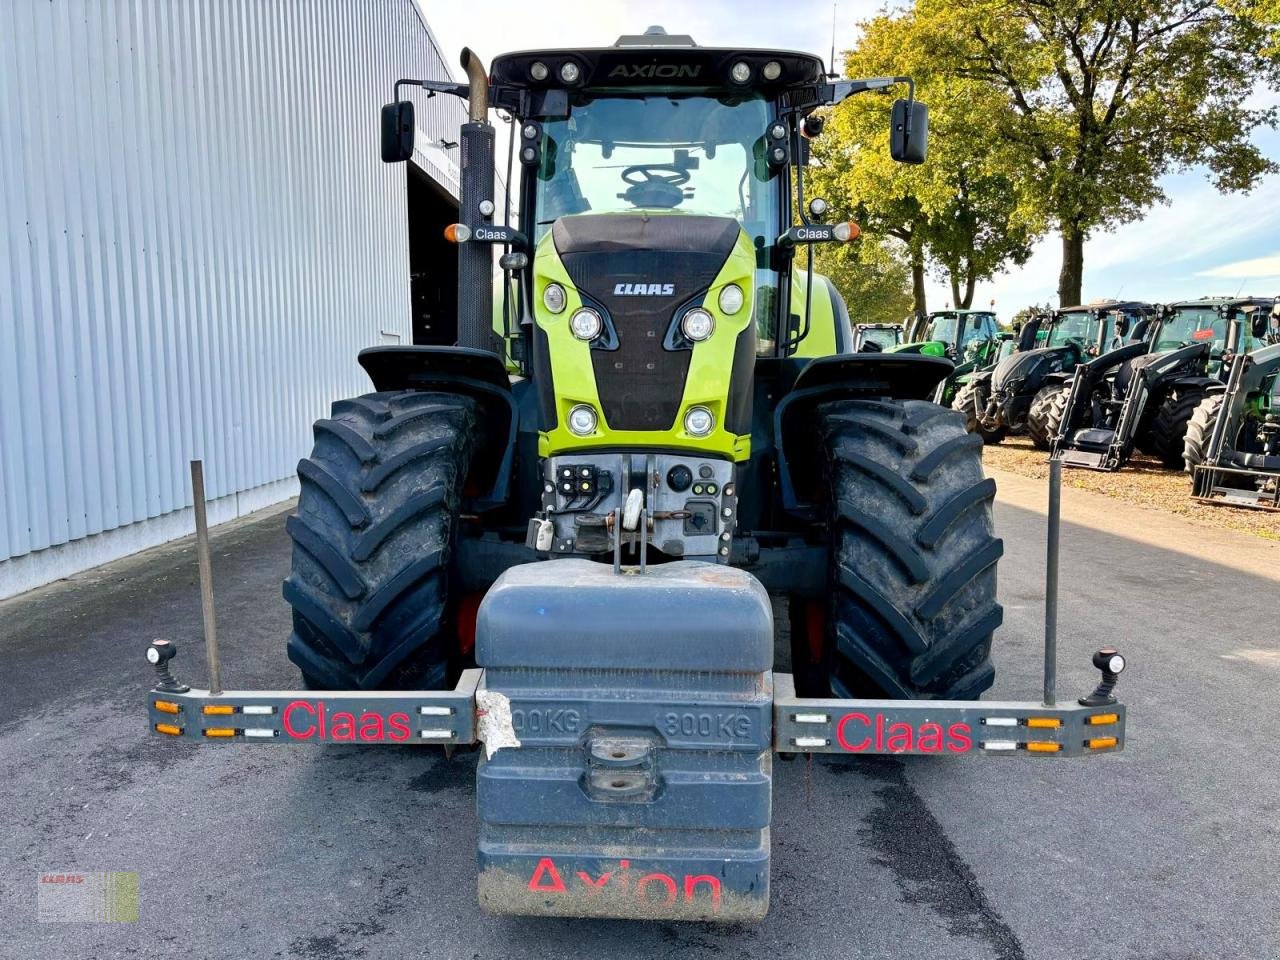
[773,353,954,517]
[1165,375,1223,394]
[966,368,994,388]
[358,346,517,510]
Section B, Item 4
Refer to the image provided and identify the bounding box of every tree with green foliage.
[915,0,1279,305]
[810,14,1038,316]
[813,235,915,326]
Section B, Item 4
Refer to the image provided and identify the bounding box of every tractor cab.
[851,322,905,352]
[898,309,999,360]
[1156,297,1272,368]
[463,28,928,475]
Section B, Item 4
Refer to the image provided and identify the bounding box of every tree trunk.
[1058,225,1085,307]
[959,267,976,309]
[912,256,928,317]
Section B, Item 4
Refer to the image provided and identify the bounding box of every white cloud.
[1198,253,1280,278]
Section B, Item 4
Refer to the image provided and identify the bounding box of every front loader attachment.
[1054,343,1207,471]
[1191,342,1280,510]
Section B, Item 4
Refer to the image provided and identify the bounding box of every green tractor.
[1185,301,1280,508]
[892,309,1007,410]
[1049,297,1271,471]
[305,27,1002,707]
[964,301,1154,449]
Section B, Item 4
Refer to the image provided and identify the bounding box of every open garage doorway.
[406,162,458,345]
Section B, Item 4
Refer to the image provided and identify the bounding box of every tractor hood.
[990,345,1078,394]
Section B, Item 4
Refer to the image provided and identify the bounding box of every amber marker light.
[1026,717,1062,729]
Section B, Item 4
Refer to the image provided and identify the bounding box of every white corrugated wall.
[0,0,467,598]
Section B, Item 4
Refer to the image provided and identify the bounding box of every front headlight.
[543,282,566,314]
[567,405,598,436]
[683,406,715,437]
[681,308,715,342]
[569,307,602,341]
[718,283,744,315]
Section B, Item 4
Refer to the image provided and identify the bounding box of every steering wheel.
[621,164,692,188]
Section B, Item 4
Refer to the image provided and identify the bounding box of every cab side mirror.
[889,99,928,165]
[1241,305,1267,340]
[381,100,415,163]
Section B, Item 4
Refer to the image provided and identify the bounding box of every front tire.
[1026,384,1069,451]
[1144,387,1215,468]
[805,398,1003,700]
[283,390,479,690]
[951,381,1007,444]
[1183,394,1224,473]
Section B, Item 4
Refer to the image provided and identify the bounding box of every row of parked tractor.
[852,297,1280,511]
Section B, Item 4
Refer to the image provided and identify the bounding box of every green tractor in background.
[1050,297,1272,471]
[1185,301,1280,508]
[962,301,1155,449]
[890,309,1012,441]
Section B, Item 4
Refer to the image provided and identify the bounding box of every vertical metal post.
[1043,458,1061,706]
[190,460,223,695]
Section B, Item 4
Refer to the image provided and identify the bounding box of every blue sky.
[421,0,1280,313]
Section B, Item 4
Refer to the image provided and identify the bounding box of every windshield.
[925,312,995,348]
[1158,307,1228,352]
[924,314,958,343]
[534,94,778,240]
[859,327,901,349]
[1046,310,1106,348]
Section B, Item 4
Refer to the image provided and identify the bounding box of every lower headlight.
[569,307,602,341]
[568,404,598,436]
[681,308,715,342]
[683,406,715,437]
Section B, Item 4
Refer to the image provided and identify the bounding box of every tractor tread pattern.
[951,380,1007,444]
[1183,393,1225,472]
[283,390,477,690]
[1146,387,1217,467]
[820,398,1002,699]
[1026,384,1068,451]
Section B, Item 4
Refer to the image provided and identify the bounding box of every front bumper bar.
[773,674,1124,757]
[148,665,1125,757]
[148,668,482,744]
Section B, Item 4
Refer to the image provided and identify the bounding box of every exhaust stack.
[457,48,496,354]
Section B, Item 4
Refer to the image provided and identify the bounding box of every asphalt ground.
[2,467,1277,960]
